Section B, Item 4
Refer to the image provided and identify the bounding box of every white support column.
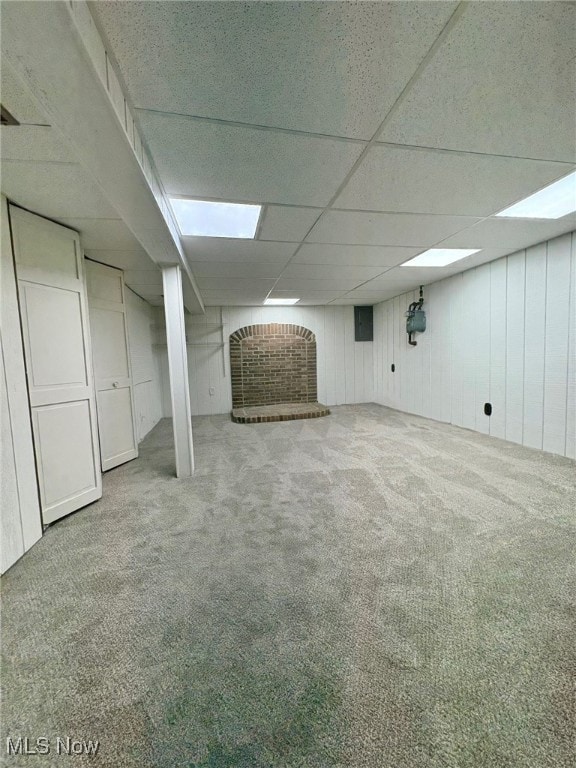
[162,265,194,478]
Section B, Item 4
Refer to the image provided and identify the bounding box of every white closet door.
[10,206,102,525]
[86,259,138,471]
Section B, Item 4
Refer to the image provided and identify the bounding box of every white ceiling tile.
[339,290,400,298]
[258,206,322,242]
[274,277,366,292]
[379,2,576,161]
[137,111,365,206]
[363,269,460,289]
[190,262,285,279]
[330,294,393,305]
[1,161,118,220]
[280,263,385,281]
[307,211,480,246]
[92,1,457,139]
[199,291,271,306]
[59,219,144,250]
[335,145,574,216]
[286,297,340,306]
[341,285,421,301]
[271,290,344,301]
[84,249,155,271]
[438,216,576,252]
[182,238,297,263]
[196,277,276,292]
[294,243,425,267]
[1,126,70,163]
[329,297,373,304]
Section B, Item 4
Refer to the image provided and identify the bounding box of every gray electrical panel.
[354,306,373,341]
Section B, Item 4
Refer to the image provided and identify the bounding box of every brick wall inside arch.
[229,323,317,408]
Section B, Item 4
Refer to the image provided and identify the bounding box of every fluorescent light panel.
[496,171,576,219]
[401,248,480,267]
[264,298,300,305]
[169,198,261,238]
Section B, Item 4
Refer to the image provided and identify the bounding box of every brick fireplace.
[229,323,329,423]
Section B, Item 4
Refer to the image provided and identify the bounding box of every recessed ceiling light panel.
[169,198,261,238]
[401,248,480,267]
[264,298,300,305]
[495,171,576,219]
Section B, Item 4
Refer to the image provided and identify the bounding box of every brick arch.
[229,323,317,408]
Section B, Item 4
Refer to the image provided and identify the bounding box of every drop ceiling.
[3,1,576,309]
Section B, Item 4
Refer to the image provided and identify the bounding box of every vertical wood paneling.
[505,251,526,445]
[412,292,425,417]
[543,233,572,454]
[523,243,547,449]
[334,308,347,404]
[427,281,444,423]
[372,304,382,403]
[344,307,355,403]
[474,264,491,434]
[489,258,507,439]
[566,233,576,459]
[402,291,414,414]
[384,301,393,406]
[393,296,403,410]
[438,280,452,424]
[315,308,327,403]
[363,341,374,402]
[460,269,478,430]
[324,306,336,406]
[449,273,464,427]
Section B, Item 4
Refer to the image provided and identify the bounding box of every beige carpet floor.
[1,404,575,767]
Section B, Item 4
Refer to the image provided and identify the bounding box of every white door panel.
[19,283,88,393]
[90,307,130,380]
[86,259,138,471]
[97,387,137,466]
[14,212,80,279]
[10,205,102,525]
[33,401,99,523]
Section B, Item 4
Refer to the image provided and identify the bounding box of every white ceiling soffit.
[1,1,203,313]
[88,1,576,306]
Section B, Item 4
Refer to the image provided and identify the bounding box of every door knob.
[112,381,119,388]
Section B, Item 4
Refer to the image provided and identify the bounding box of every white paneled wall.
[124,288,163,441]
[374,231,576,458]
[156,305,374,416]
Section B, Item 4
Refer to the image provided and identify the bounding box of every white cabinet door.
[85,259,138,471]
[10,206,102,525]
